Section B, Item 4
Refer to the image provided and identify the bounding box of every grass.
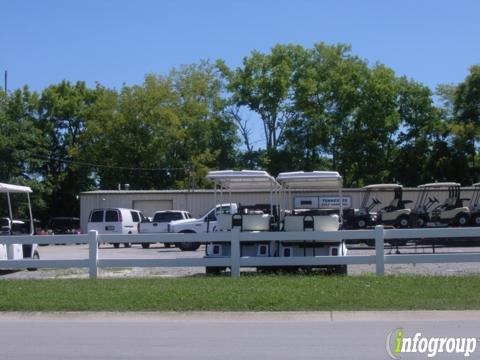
[1,275,479,312]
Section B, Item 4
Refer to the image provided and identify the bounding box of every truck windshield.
[153,212,185,222]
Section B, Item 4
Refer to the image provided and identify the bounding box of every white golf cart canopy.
[418,182,461,188]
[0,183,32,193]
[276,171,342,189]
[207,170,281,190]
[363,184,402,190]
[0,182,34,234]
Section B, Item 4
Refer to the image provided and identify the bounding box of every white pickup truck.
[138,210,192,248]
[138,204,238,251]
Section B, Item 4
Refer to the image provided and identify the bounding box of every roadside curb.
[1,310,480,322]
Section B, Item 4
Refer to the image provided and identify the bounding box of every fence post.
[88,230,98,279]
[230,227,241,278]
[375,225,385,276]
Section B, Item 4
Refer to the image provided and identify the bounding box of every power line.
[5,148,189,172]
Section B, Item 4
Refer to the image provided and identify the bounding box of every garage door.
[132,200,173,218]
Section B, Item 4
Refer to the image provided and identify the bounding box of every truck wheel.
[27,251,40,271]
[177,242,201,251]
[141,243,151,249]
[177,230,200,251]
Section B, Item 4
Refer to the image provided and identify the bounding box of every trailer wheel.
[27,250,40,271]
[113,243,120,249]
[332,265,347,275]
[206,267,224,275]
[141,243,151,249]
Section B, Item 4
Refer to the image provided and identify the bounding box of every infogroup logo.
[386,328,478,358]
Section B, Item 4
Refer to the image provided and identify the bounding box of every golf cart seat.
[381,198,399,212]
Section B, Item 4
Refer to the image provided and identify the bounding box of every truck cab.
[169,203,238,251]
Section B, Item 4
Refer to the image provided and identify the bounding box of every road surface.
[1,312,480,359]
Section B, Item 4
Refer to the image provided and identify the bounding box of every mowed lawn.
[1,275,479,311]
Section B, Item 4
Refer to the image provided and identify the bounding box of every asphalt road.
[1,312,480,360]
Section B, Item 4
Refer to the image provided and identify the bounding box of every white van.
[87,208,145,248]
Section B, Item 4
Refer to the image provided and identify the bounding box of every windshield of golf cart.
[471,183,480,209]
[361,184,405,212]
[276,171,343,214]
[415,182,462,211]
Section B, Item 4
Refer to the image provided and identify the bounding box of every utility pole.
[4,70,7,93]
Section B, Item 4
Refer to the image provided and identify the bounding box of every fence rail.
[1,226,480,278]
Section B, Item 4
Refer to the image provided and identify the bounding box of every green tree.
[36,81,98,218]
[82,62,238,190]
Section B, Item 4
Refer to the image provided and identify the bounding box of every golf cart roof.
[363,184,403,190]
[207,170,281,190]
[276,171,342,189]
[0,183,32,193]
[418,182,461,188]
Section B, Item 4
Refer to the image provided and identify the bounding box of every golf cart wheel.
[396,215,410,228]
[416,217,426,227]
[456,213,469,227]
[27,250,40,271]
[141,243,151,249]
[357,219,366,229]
[473,214,480,226]
[113,243,120,249]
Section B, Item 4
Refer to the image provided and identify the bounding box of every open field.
[1,275,480,311]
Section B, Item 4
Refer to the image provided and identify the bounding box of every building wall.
[79,188,468,233]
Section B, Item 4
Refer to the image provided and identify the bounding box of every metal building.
[79,187,432,233]
[80,184,475,233]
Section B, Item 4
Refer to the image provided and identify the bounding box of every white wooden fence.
[1,226,480,278]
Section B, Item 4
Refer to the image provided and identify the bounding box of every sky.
[1,0,479,145]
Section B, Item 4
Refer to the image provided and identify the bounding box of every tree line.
[0,42,479,222]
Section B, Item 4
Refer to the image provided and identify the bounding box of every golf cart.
[410,182,470,227]
[342,185,381,229]
[277,171,348,274]
[470,183,480,226]
[204,170,282,274]
[0,183,40,267]
[371,184,412,228]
